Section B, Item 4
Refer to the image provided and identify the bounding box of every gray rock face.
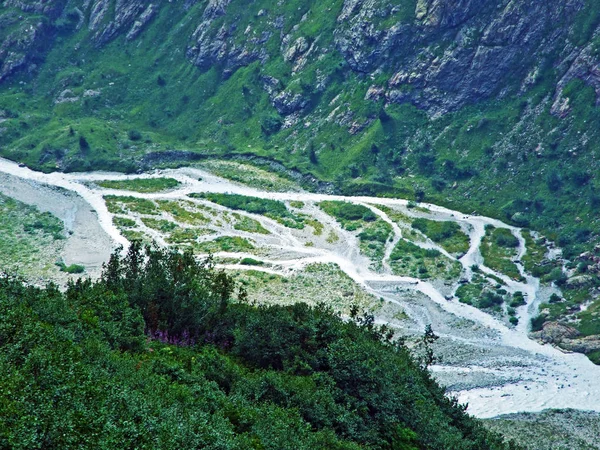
[126,4,158,41]
[203,0,231,19]
[88,0,160,45]
[0,1,68,82]
[272,90,308,115]
[0,0,160,82]
[0,14,51,82]
[186,0,269,75]
[335,0,585,114]
[1,0,600,119]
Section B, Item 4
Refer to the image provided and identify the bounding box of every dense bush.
[411,218,470,254]
[128,129,142,141]
[494,230,519,248]
[319,201,377,222]
[192,193,304,228]
[56,262,86,274]
[0,245,517,449]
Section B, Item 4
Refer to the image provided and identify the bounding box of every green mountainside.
[1,0,600,257]
[0,244,517,449]
[1,1,600,361]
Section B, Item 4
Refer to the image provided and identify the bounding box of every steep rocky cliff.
[2,0,598,113]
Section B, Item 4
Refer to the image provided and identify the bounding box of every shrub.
[509,292,526,307]
[79,135,90,151]
[260,115,283,135]
[531,315,546,332]
[495,231,519,248]
[240,257,264,266]
[128,129,142,141]
[478,291,504,309]
[55,261,85,274]
[549,293,562,303]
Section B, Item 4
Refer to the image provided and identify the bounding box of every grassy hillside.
[1,0,600,334]
[1,1,598,259]
[0,244,517,449]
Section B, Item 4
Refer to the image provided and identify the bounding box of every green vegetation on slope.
[390,240,462,281]
[2,0,600,339]
[0,244,517,449]
[480,227,522,281]
[0,193,64,275]
[192,193,304,228]
[96,177,181,193]
[412,218,470,255]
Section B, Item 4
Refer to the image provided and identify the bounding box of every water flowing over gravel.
[1,157,599,419]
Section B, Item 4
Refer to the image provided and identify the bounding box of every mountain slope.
[1,0,600,336]
[0,245,517,449]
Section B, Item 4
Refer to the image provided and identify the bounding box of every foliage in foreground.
[0,244,517,449]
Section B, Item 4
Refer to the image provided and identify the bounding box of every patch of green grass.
[305,219,324,236]
[157,200,209,225]
[96,177,180,193]
[390,239,461,281]
[55,261,85,274]
[240,257,264,266]
[142,218,178,233]
[199,160,301,192]
[358,220,393,267]
[456,274,511,312]
[232,213,270,234]
[509,291,526,307]
[121,230,147,242]
[588,350,600,365]
[521,231,560,278]
[105,196,158,215]
[480,226,522,281]
[166,228,213,245]
[192,193,304,229]
[230,263,378,314]
[411,218,470,255]
[575,300,600,337]
[326,231,339,243]
[113,216,137,228]
[195,236,256,254]
[318,201,377,228]
[0,194,65,275]
[456,282,485,306]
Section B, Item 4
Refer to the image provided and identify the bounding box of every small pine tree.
[309,145,318,164]
[79,135,90,152]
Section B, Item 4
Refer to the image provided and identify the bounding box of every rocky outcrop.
[532,321,600,355]
[0,16,52,82]
[415,0,480,27]
[88,0,161,45]
[272,90,308,115]
[3,0,68,18]
[552,41,600,116]
[1,0,599,118]
[532,321,580,345]
[186,0,270,76]
[0,0,71,82]
[336,0,584,114]
[126,4,159,41]
[0,0,159,83]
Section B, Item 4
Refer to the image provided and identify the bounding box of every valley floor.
[0,157,599,421]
